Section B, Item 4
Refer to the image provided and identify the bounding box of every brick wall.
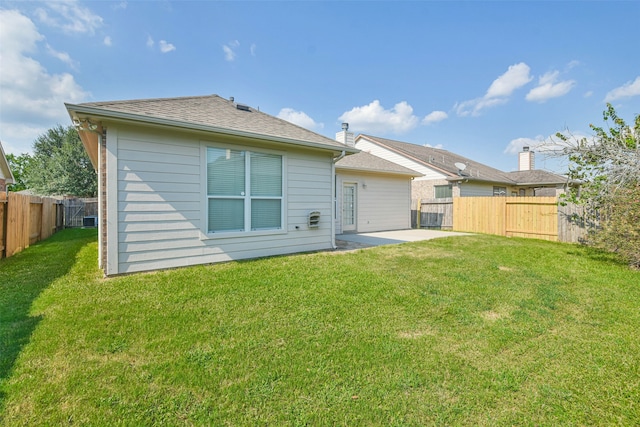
[411,179,459,200]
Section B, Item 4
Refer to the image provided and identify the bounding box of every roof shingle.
[69,94,352,151]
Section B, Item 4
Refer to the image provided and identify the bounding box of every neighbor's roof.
[336,151,420,176]
[505,170,568,185]
[0,141,15,184]
[357,134,570,186]
[66,94,358,154]
[358,134,511,184]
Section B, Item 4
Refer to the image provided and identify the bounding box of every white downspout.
[330,151,344,249]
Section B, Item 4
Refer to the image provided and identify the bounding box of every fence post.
[1,193,6,258]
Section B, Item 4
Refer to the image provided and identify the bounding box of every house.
[0,141,15,193]
[66,95,358,276]
[335,152,419,233]
[333,125,420,233]
[354,134,569,200]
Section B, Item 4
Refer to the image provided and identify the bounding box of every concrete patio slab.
[335,229,472,249]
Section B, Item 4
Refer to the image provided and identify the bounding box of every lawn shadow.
[565,244,635,269]
[0,228,97,409]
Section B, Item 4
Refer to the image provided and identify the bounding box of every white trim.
[98,133,103,269]
[106,127,119,275]
[331,160,336,248]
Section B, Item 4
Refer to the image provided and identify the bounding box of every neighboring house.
[355,134,570,200]
[66,95,358,276]
[0,141,15,193]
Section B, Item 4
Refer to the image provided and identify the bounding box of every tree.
[5,152,33,192]
[553,104,640,268]
[26,125,97,197]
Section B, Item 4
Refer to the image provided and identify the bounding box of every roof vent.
[229,96,234,102]
[236,103,251,111]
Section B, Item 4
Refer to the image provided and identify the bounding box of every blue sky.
[1,0,638,173]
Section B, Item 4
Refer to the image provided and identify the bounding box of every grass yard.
[1,229,639,426]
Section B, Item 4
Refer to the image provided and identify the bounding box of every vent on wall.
[308,211,320,228]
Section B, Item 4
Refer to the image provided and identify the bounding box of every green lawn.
[1,229,639,426]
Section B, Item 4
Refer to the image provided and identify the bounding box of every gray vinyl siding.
[108,124,334,275]
[336,171,411,233]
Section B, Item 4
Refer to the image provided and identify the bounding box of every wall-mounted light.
[73,117,100,133]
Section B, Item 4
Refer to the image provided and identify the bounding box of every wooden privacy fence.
[414,196,587,243]
[0,192,64,258]
[452,196,586,242]
[413,198,454,230]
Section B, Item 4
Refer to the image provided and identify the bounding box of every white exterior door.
[342,183,357,232]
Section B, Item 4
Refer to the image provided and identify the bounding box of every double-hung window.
[434,184,453,199]
[206,147,283,234]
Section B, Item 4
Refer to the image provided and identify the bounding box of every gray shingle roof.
[506,170,568,185]
[68,94,354,151]
[358,134,512,184]
[336,151,420,176]
[358,135,570,186]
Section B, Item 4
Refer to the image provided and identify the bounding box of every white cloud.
[525,71,575,103]
[46,44,77,69]
[223,45,236,61]
[604,76,640,102]
[422,110,448,125]
[146,35,154,48]
[0,9,89,154]
[104,36,112,46]
[456,62,532,116]
[114,1,128,10]
[277,108,324,131]
[504,136,548,155]
[339,100,419,134]
[504,131,594,156]
[34,0,103,35]
[223,40,240,61]
[159,40,176,53]
[250,43,257,56]
[485,63,533,98]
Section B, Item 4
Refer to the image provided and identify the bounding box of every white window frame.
[493,186,507,196]
[201,142,287,239]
